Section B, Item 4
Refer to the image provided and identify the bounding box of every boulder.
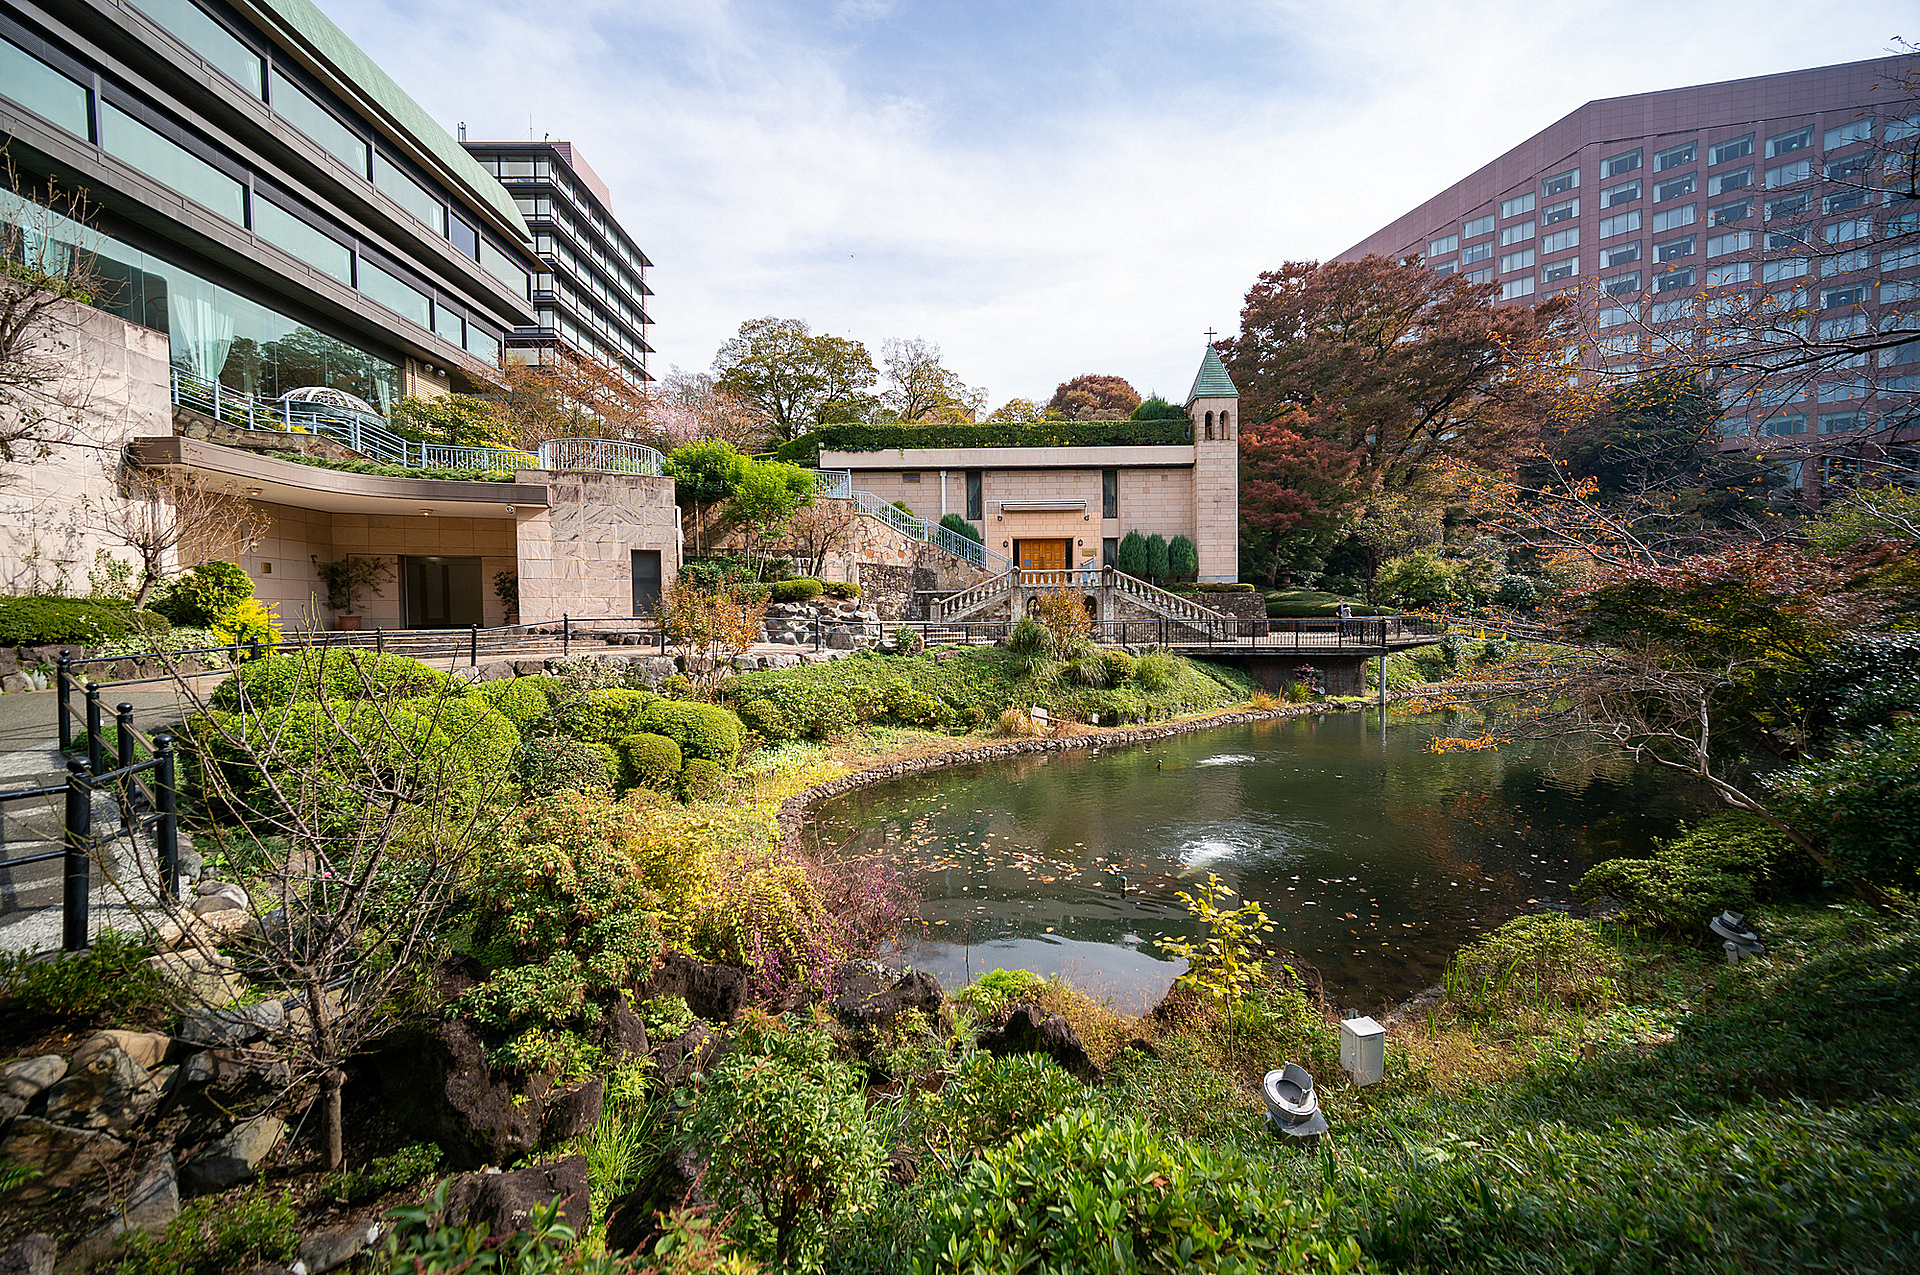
[168,1049,290,1142]
[182,1115,285,1192]
[512,659,547,677]
[0,1118,126,1189]
[43,1046,156,1134]
[1,1057,67,1103]
[179,1000,285,1048]
[294,1218,382,1275]
[0,673,32,695]
[976,1003,1100,1083]
[476,661,517,683]
[111,1150,179,1233]
[443,1155,590,1241]
[72,1032,171,1073]
[604,999,650,1060]
[831,965,946,1033]
[373,1019,541,1171]
[638,951,746,1024]
[603,1149,708,1256]
[542,1078,604,1145]
[826,632,857,650]
[651,1022,715,1090]
[144,951,245,1005]
[0,1235,53,1275]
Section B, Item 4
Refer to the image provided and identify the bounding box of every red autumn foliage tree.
[1237,407,1362,585]
[1222,256,1575,492]
[1046,374,1141,421]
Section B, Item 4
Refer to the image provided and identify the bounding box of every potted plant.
[317,556,394,631]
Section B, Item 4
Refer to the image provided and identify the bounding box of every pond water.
[813,709,1713,1013]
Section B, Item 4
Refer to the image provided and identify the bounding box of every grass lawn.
[1262,587,1387,618]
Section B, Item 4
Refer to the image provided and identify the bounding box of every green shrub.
[822,581,861,600]
[1101,650,1137,685]
[401,695,520,780]
[1445,913,1622,1017]
[1772,719,1920,886]
[1575,811,1821,929]
[0,929,165,1021]
[916,1052,1093,1159]
[736,696,796,744]
[460,801,665,1032]
[1168,534,1198,579]
[912,1109,1361,1273]
[475,675,559,731]
[1063,650,1109,688]
[1145,533,1170,580]
[1131,650,1177,691]
[616,731,682,790]
[1494,574,1540,610]
[211,597,281,649]
[679,757,723,801]
[955,967,1045,1018]
[511,735,614,797]
[0,597,168,647]
[154,560,253,628]
[556,687,660,745]
[1115,530,1148,577]
[769,577,824,604]
[894,626,925,656]
[938,512,984,544]
[640,994,696,1040]
[328,1142,442,1206]
[685,1021,887,1270]
[637,699,743,768]
[210,650,461,711]
[1007,616,1050,657]
[774,419,1188,466]
[115,1187,300,1275]
[884,687,949,729]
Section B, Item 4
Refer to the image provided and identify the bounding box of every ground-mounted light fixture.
[1710,910,1764,963]
[1263,1063,1327,1139]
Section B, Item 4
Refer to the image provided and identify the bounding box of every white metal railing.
[171,368,672,477]
[935,569,1017,621]
[537,437,665,475]
[1105,568,1217,622]
[837,487,1011,571]
[813,469,852,499]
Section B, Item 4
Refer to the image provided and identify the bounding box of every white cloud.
[327,0,1913,406]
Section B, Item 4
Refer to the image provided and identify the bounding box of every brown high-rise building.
[1338,55,1920,494]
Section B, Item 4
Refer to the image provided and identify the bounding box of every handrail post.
[56,649,73,751]
[85,682,103,777]
[154,732,179,901]
[115,702,135,835]
[63,759,91,951]
[470,623,480,667]
[376,627,385,655]
[563,614,570,657]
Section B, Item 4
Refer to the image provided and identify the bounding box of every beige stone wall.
[328,514,519,629]
[514,470,681,622]
[0,300,174,595]
[246,501,332,629]
[1107,467,1195,545]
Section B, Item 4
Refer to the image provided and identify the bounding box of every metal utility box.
[1340,1016,1386,1086]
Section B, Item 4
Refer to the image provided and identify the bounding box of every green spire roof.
[1184,346,1239,407]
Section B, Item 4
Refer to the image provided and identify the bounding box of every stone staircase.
[933,567,1231,627]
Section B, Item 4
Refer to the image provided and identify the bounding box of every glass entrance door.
[402,556,483,628]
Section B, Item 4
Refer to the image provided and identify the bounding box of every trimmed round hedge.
[736,697,796,744]
[556,687,661,745]
[770,577,824,604]
[617,731,682,790]
[636,700,742,768]
[475,675,560,731]
[400,696,520,779]
[679,757,723,801]
[512,735,613,797]
[210,651,462,711]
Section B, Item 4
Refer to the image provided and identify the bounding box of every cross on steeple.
[1204,328,1218,343]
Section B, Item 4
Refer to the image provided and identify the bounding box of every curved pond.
[813,709,1712,1012]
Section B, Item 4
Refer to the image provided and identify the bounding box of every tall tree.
[1222,256,1573,491]
[0,165,109,460]
[494,349,659,450]
[654,368,774,452]
[879,338,986,422]
[986,397,1045,423]
[388,393,515,449]
[1236,407,1362,586]
[1047,374,1140,421]
[713,318,876,441]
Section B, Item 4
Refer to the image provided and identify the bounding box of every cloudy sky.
[328,0,1909,408]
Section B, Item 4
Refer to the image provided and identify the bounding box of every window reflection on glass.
[132,0,262,97]
[4,196,400,409]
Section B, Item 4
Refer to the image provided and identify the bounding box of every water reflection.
[814,709,1711,1013]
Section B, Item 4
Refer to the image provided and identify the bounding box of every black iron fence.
[3,694,179,951]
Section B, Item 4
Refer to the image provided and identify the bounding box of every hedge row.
[775,419,1192,464]
[0,598,171,647]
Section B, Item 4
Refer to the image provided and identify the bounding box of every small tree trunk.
[323,1069,346,1171]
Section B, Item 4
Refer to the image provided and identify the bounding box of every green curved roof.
[1184,345,1239,407]
[241,0,531,244]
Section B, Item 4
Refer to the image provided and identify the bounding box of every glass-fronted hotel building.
[0,0,541,410]
[462,140,654,384]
